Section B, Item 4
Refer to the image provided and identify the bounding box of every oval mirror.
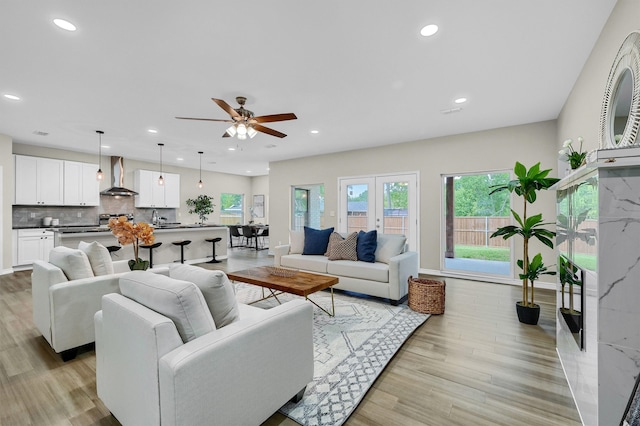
[610,68,633,145]
[599,31,640,149]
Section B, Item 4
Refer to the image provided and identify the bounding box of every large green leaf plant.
[186,194,215,224]
[490,162,560,308]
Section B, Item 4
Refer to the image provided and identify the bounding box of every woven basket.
[408,276,445,314]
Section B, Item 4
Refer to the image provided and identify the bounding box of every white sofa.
[95,268,314,426]
[32,243,168,360]
[273,232,418,305]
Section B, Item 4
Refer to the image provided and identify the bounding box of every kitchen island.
[54,225,228,266]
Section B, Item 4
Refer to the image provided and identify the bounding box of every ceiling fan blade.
[212,98,241,119]
[253,124,287,138]
[175,117,234,123]
[222,131,231,138]
[252,113,297,123]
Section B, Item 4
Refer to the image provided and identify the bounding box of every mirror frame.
[599,31,640,149]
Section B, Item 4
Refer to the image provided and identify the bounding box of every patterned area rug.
[234,283,430,426]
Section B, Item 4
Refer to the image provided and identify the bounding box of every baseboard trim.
[419,268,555,290]
[0,267,15,275]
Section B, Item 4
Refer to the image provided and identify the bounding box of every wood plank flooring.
[0,248,581,425]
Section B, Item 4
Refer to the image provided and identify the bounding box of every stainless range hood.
[100,156,139,196]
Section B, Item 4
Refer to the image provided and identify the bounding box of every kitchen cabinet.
[63,160,100,206]
[16,228,54,265]
[134,169,180,208]
[14,155,64,205]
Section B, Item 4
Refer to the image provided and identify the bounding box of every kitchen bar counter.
[54,225,228,265]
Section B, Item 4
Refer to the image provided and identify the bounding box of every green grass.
[454,245,510,262]
[573,253,597,272]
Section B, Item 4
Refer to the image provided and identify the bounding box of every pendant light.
[96,130,104,181]
[198,151,204,188]
[157,143,164,186]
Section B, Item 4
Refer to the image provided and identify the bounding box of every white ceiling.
[0,1,617,176]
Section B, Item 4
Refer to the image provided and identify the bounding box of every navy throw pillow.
[303,227,335,255]
[357,230,377,262]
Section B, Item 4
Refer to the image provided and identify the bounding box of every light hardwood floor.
[0,248,581,425]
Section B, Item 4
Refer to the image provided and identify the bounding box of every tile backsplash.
[13,195,177,228]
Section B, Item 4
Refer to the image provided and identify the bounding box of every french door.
[338,173,418,252]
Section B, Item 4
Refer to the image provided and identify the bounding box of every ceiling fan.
[176,96,297,139]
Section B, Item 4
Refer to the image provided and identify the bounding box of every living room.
[1,1,639,425]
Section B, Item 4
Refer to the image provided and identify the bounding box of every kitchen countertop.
[53,224,228,234]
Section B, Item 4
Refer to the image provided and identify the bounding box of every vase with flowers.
[559,136,587,170]
[108,216,155,270]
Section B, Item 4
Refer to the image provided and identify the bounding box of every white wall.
[0,134,13,272]
[270,120,559,280]
[558,0,640,150]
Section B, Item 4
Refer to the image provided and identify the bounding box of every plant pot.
[128,258,150,271]
[560,308,582,333]
[516,302,540,325]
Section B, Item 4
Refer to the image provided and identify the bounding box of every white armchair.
[95,270,314,426]
[32,243,169,361]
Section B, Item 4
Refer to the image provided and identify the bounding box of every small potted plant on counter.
[490,162,560,325]
[186,194,215,225]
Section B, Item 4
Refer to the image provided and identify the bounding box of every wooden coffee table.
[227,266,339,316]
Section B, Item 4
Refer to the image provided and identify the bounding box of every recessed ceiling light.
[53,19,76,31]
[420,24,439,37]
[310,130,319,134]
[246,170,252,174]
[454,97,467,104]
[148,129,158,134]
[101,145,110,149]
[228,147,236,151]
[4,94,20,101]
[176,157,184,161]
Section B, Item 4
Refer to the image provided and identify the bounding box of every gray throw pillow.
[169,264,240,328]
[119,271,215,343]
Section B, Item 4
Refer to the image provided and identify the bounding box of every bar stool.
[205,237,222,263]
[172,240,191,264]
[140,242,162,268]
[106,246,121,257]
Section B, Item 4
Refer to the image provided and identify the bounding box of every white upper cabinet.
[63,160,100,206]
[14,155,64,205]
[134,169,180,208]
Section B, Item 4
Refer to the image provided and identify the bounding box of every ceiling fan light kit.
[177,96,297,139]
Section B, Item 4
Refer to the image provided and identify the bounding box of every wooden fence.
[454,217,510,247]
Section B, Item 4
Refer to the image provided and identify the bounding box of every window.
[442,171,511,277]
[220,193,244,225]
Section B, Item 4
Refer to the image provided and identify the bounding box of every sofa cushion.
[289,230,305,254]
[357,230,377,263]
[375,234,407,264]
[327,232,358,261]
[327,260,389,283]
[281,254,329,273]
[303,226,334,255]
[169,264,239,328]
[119,271,215,343]
[48,246,94,280]
[78,241,114,276]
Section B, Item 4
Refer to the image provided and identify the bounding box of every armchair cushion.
[289,230,305,254]
[48,246,94,280]
[79,241,114,276]
[119,271,215,343]
[169,264,239,328]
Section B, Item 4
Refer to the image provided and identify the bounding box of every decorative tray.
[265,266,298,277]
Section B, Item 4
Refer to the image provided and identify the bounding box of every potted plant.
[186,194,215,224]
[108,216,155,270]
[490,162,560,325]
